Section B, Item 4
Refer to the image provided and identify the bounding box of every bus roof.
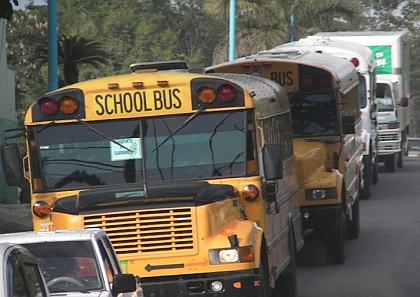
[313,31,410,45]
[271,37,376,72]
[207,51,358,92]
[209,73,290,118]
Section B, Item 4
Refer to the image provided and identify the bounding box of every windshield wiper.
[78,118,133,152]
[152,106,204,152]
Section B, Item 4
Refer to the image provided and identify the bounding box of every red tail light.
[318,76,330,88]
[39,98,59,115]
[302,76,314,89]
[218,84,236,102]
[350,57,360,67]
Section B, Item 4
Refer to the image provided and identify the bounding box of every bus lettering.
[270,71,294,86]
[95,89,182,115]
[153,89,182,110]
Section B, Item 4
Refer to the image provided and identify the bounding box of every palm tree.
[36,33,109,86]
[0,0,18,20]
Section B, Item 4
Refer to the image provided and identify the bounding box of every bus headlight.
[305,187,338,200]
[209,246,254,264]
[219,249,239,263]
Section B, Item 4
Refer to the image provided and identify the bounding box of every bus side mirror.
[341,116,355,135]
[263,143,283,180]
[112,274,137,296]
[1,143,24,186]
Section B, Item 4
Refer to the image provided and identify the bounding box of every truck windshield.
[34,110,252,190]
[290,93,339,137]
[21,241,103,293]
[408,139,420,151]
[376,83,394,112]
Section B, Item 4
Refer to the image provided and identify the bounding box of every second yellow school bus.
[2,61,303,297]
[206,50,363,264]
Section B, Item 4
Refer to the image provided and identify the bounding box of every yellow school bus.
[2,61,303,297]
[206,50,363,264]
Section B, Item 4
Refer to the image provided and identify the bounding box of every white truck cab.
[0,228,142,297]
[0,242,50,297]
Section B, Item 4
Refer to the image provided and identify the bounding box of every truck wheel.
[397,150,404,168]
[346,198,360,239]
[360,155,371,200]
[324,217,345,264]
[372,159,379,185]
[384,154,397,172]
[273,214,298,297]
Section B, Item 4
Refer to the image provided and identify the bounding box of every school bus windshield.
[34,110,253,190]
[290,92,339,137]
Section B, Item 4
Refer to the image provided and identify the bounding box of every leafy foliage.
[4,0,420,134]
[0,0,18,20]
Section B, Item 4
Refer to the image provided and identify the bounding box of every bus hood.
[52,181,237,215]
[293,139,328,184]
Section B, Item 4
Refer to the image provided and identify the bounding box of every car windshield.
[21,241,103,293]
[408,139,420,151]
[33,110,252,190]
[376,83,394,112]
[376,97,394,112]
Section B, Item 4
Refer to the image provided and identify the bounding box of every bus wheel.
[372,158,379,185]
[346,198,360,239]
[397,150,404,168]
[360,155,371,200]
[384,154,397,172]
[324,217,345,264]
[273,214,298,297]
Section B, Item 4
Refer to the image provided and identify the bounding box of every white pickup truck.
[0,242,50,296]
[0,228,143,297]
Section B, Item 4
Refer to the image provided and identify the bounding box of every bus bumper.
[141,270,265,297]
[300,204,342,230]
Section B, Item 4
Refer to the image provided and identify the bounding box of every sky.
[16,0,47,10]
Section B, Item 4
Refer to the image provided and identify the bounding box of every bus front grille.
[83,208,194,254]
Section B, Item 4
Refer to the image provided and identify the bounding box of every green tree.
[0,0,18,20]
[35,34,110,85]
[6,7,49,112]
[206,0,367,63]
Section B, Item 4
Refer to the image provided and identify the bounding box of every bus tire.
[397,150,404,168]
[384,154,397,172]
[372,157,379,185]
[360,155,371,200]
[346,197,360,239]
[273,213,298,297]
[324,217,345,264]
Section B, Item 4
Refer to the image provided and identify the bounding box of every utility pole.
[229,0,236,61]
[48,0,58,91]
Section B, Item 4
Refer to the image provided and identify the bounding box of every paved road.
[0,203,32,233]
[296,156,420,297]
